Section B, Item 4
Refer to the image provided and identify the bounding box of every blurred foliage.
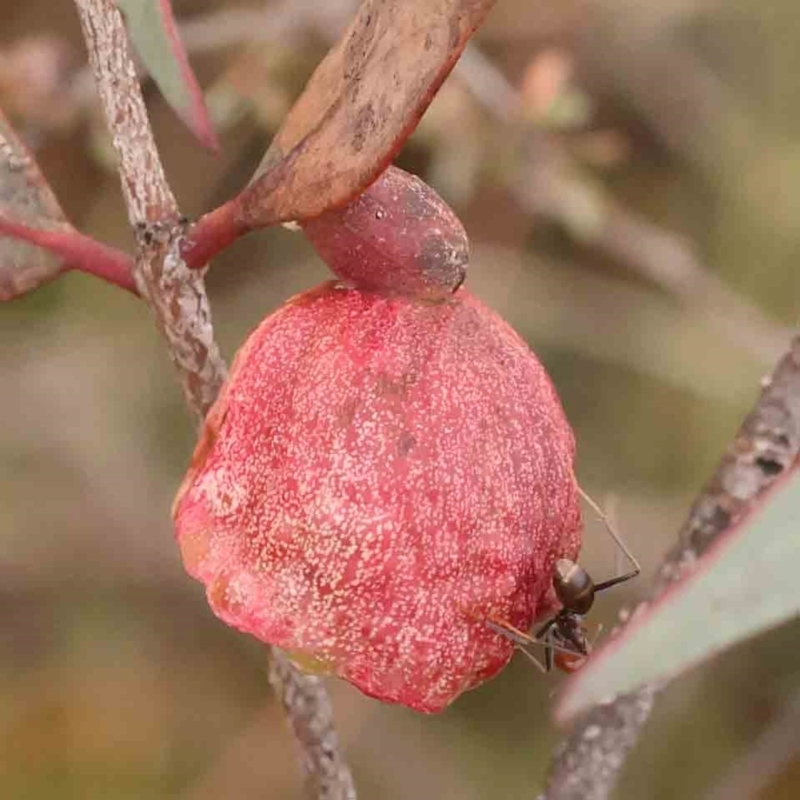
[1,0,799,798]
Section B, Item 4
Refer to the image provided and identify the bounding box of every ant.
[488,488,640,673]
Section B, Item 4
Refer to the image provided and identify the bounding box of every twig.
[75,0,223,416]
[67,6,784,364]
[453,44,518,124]
[454,46,789,364]
[269,653,357,800]
[73,2,355,798]
[540,335,800,800]
[76,1,176,226]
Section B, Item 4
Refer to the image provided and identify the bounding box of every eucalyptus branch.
[73,2,355,797]
[540,335,800,800]
[75,0,176,226]
[75,0,222,417]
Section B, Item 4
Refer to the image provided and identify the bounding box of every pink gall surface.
[173,283,581,712]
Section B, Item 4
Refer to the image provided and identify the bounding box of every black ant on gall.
[488,488,640,673]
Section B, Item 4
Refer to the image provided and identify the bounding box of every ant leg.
[487,616,582,670]
[486,618,549,672]
[587,623,604,650]
[534,616,557,640]
[486,618,538,648]
[532,617,557,672]
[517,644,548,673]
[516,618,570,674]
[577,485,641,593]
[487,615,584,666]
[544,628,554,672]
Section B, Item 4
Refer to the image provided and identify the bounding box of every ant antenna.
[577,485,640,590]
[486,485,641,672]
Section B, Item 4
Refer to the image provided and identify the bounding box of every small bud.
[302,166,468,299]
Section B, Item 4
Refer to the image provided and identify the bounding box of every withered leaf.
[238,0,496,226]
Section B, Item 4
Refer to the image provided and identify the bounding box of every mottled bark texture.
[74,2,355,797]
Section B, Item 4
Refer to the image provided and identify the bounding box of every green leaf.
[556,468,800,724]
[116,0,218,151]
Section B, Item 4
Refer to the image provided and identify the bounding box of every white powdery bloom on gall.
[172,283,581,713]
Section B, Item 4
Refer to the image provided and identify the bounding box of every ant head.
[553,558,595,616]
[486,491,641,675]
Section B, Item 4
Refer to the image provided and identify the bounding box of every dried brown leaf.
[237,0,496,226]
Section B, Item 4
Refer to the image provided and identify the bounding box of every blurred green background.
[2,0,800,798]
